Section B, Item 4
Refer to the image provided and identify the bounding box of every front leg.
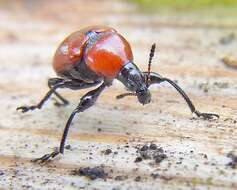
[32,82,108,163]
[143,72,219,119]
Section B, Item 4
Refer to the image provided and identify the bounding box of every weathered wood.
[0,1,236,189]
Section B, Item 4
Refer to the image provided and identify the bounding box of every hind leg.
[48,78,69,107]
[17,78,101,113]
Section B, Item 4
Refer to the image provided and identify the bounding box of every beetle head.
[136,86,151,105]
[116,62,151,105]
[116,43,156,105]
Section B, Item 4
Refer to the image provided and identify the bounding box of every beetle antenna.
[116,92,136,99]
[146,43,156,86]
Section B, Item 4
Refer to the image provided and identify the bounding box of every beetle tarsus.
[31,148,60,163]
[16,105,39,113]
[194,110,219,120]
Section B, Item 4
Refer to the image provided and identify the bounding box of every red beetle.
[17,26,219,162]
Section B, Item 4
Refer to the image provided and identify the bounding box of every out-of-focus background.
[0,0,236,189]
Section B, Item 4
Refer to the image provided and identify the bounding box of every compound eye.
[137,89,145,96]
[126,83,135,91]
[134,74,140,81]
[130,73,140,82]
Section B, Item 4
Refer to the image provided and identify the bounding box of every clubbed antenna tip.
[146,43,156,86]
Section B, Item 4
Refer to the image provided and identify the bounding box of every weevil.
[17,26,219,162]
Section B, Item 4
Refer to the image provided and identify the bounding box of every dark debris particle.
[151,173,159,179]
[157,147,164,153]
[140,144,149,151]
[136,143,167,165]
[135,176,141,182]
[97,128,102,132]
[115,175,127,181]
[71,166,107,180]
[149,143,157,150]
[154,153,167,164]
[65,145,71,150]
[104,149,112,155]
[227,152,237,169]
[134,156,143,163]
[0,170,4,176]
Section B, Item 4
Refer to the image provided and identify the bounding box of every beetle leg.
[17,79,101,113]
[17,79,69,113]
[143,72,219,120]
[48,78,69,107]
[32,81,108,163]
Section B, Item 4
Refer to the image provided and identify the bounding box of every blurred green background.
[128,0,237,15]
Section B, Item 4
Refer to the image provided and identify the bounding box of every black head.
[116,43,156,105]
[116,62,151,105]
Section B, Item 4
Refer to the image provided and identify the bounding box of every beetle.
[17,25,219,163]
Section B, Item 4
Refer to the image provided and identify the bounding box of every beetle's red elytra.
[17,25,219,163]
[53,25,132,79]
[85,32,133,78]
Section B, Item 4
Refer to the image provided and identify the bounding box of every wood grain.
[0,1,236,189]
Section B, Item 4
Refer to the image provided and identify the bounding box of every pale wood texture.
[0,1,236,189]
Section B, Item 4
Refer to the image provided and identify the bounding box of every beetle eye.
[128,83,135,89]
[131,74,140,82]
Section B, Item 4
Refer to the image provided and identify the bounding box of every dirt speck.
[115,175,127,181]
[149,143,158,150]
[65,145,71,150]
[102,149,112,155]
[134,156,143,162]
[71,166,107,180]
[135,143,167,165]
[151,173,159,179]
[227,152,237,169]
[135,176,141,182]
[0,170,4,176]
[140,144,149,152]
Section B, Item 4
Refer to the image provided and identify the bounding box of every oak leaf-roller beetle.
[17,26,219,163]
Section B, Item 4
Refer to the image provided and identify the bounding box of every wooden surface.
[0,1,236,189]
